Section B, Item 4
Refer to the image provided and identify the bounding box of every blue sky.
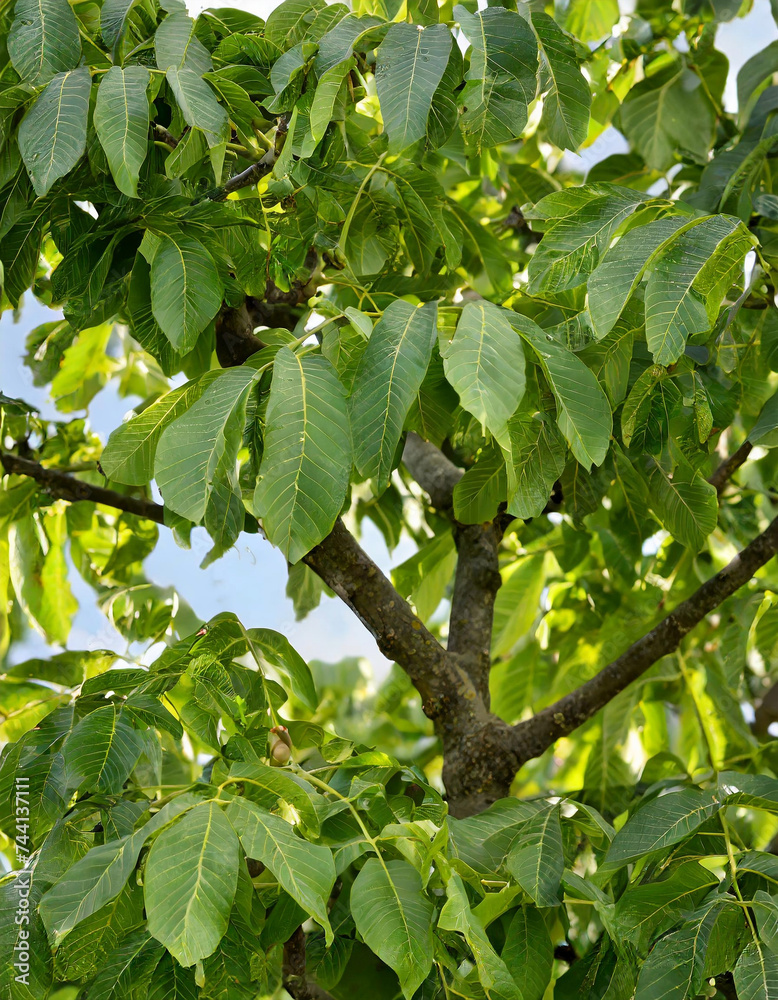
[1,0,775,675]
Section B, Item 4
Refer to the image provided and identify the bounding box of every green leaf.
[8,0,81,87]
[532,12,591,151]
[453,445,507,524]
[148,228,224,351]
[265,0,326,49]
[155,366,259,523]
[145,802,239,967]
[604,788,721,870]
[565,0,619,41]
[61,705,143,794]
[454,5,537,149]
[253,347,351,564]
[229,761,321,833]
[94,67,151,199]
[613,861,718,953]
[501,906,554,1000]
[0,208,45,308]
[502,412,566,520]
[351,857,434,999]
[100,0,143,54]
[18,68,90,198]
[350,300,438,492]
[588,216,695,339]
[511,314,612,468]
[38,795,198,943]
[439,872,522,1000]
[634,907,719,1000]
[374,23,452,154]
[644,215,751,365]
[620,64,714,171]
[226,797,336,940]
[155,12,213,75]
[491,554,546,657]
[506,804,564,907]
[441,301,526,437]
[734,942,778,1000]
[738,41,778,118]
[101,373,221,485]
[245,627,318,711]
[649,462,718,551]
[166,67,229,147]
[527,184,648,295]
[310,56,354,143]
[750,388,778,447]
[86,929,165,1000]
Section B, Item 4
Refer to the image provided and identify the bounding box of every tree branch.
[207,115,290,202]
[709,440,753,494]
[402,433,461,510]
[304,519,486,726]
[282,927,335,1000]
[510,513,778,765]
[448,522,502,703]
[1,451,482,729]
[0,453,165,524]
[402,434,502,701]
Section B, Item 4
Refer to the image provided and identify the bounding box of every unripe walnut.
[269,725,292,765]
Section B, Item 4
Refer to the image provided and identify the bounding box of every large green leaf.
[502,411,566,520]
[532,12,591,150]
[39,795,200,943]
[145,802,239,966]
[644,214,752,365]
[441,301,526,437]
[453,445,507,524]
[374,23,451,153]
[511,314,612,468]
[225,797,336,940]
[603,788,721,870]
[649,462,718,551]
[506,804,564,907]
[100,0,143,54]
[587,216,695,339]
[253,347,351,563]
[527,184,648,295]
[245,627,318,711]
[18,68,90,197]
[734,943,778,1000]
[61,706,143,795]
[620,64,714,171]
[8,0,81,87]
[634,907,718,1000]
[351,857,434,999]
[502,907,553,1000]
[94,67,151,199]
[155,12,213,75]
[0,208,45,308]
[101,373,220,486]
[166,67,229,147]
[155,366,259,523]
[439,872,522,1000]
[146,228,224,352]
[310,56,354,142]
[350,300,438,492]
[455,5,538,149]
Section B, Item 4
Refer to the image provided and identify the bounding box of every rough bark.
[282,927,335,1000]
[709,440,753,494]
[0,453,164,523]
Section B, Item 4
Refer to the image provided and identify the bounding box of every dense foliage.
[5,0,778,996]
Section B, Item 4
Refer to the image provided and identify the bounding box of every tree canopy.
[4,0,778,996]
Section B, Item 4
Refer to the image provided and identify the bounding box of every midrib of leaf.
[283,352,309,555]
[181,804,214,936]
[646,71,680,167]
[94,707,120,787]
[42,72,69,190]
[401,30,423,151]
[380,309,418,476]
